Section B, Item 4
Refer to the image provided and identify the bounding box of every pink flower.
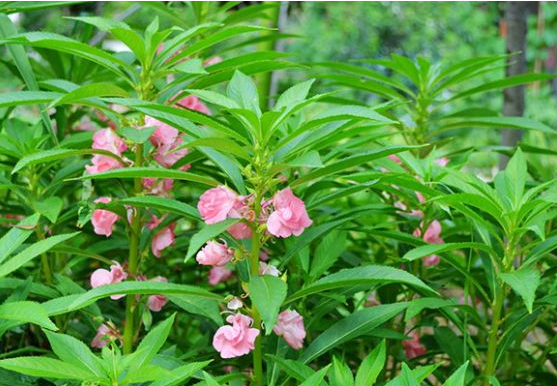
[143,177,174,196]
[91,197,119,237]
[435,157,450,167]
[90,261,128,300]
[259,262,280,277]
[267,188,312,238]
[204,56,223,66]
[208,266,233,285]
[403,331,426,359]
[213,313,260,358]
[365,293,381,307]
[152,223,176,258]
[227,297,243,310]
[198,186,238,225]
[91,323,121,349]
[147,276,168,312]
[196,240,233,266]
[176,95,211,115]
[388,154,402,164]
[86,154,124,174]
[147,116,189,168]
[92,128,127,154]
[273,310,306,350]
[147,215,164,230]
[413,220,444,267]
[228,222,252,239]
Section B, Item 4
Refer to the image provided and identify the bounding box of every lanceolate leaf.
[184,219,240,262]
[0,301,57,330]
[72,167,218,186]
[0,357,95,380]
[300,303,408,363]
[115,196,200,220]
[0,214,40,264]
[248,275,287,334]
[43,330,104,376]
[403,242,494,262]
[287,266,435,303]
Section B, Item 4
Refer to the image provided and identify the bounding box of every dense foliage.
[0,2,556,386]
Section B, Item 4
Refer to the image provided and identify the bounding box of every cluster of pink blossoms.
[195,185,310,358]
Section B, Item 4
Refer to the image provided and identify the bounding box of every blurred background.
[3,1,557,174]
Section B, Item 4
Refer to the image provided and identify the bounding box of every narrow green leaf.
[50,82,129,107]
[115,196,200,220]
[0,214,40,264]
[442,361,469,386]
[355,340,386,386]
[403,242,493,262]
[0,357,95,380]
[249,275,287,334]
[44,330,104,376]
[0,301,57,330]
[185,219,240,262]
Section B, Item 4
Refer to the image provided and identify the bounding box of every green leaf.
[395,364,420,386]
[291,145,421,188]
[118,126,156,144]
[50,82,129,107]
[310,231,346,279]
[405,298,459,321]
[503,147,526,208]
[175,59,208,74]
[442,361,469,386]
[227,70,261,115]
[288,266,435,303]
[312,105,394,124]
[0,214,39,264]
[267,355,316,382]
[13,148,124,174]
[150,361,212,386]
[274,79,315,111]
[65,16,131,31]
[116,196,199,220]
[248,275,287,334]
[286,150,323,168]
[43,281,220,316]
[331,356,354,386]
[300,303,408,363]
[354,340,386,386]
[403,242,493,262]
[0,357,95,380]
[0,90,60,108]
[500,268,540,313]
[441,116,556,135]
[299,366,331,386]
[72,167,218,187]
[184,219,240,262]
[43,330,104,376]
[0,301,57,330]
[202,371,222,386]
[33,197,63,223]
[186,89,239,109]
[128,314,175,371]
[168,295,222,325]
[0,232,80,279]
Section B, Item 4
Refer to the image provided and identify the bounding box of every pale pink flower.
[153,137,189,168]
[403,331,426,359]
[90,261,128,300]
[143,177,174,196]
[91,323,121,348]
[147,276,168,312]
[273,310,306,350]
[86,154,124,174]
[228,222,252,239]
[365,293,381,307]
[267,188,312,238]
[259,250,269,262]
[152,223,176,258]
[227,297,243,310]
[196,240,233,266]
[435,157,450,167]
[91,197,119,237]
[259,262,280,277]
[146,116,189,168]
[92,128,127,154]
[75,117,96,131]
[388,154,402,164]
[176,95,211,115]
[204,56,223,66]
[213,313,260,358]
[208,266,233,285]
[198,186,238,225]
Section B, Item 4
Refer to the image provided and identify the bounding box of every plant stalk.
[250,221,264,386]
[123,143,144,354]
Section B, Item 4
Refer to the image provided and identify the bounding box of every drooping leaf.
[248,275,287,334]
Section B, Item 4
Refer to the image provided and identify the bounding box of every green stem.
[123,144,144,354]
[484,282,504,384]
[250,222,264,386]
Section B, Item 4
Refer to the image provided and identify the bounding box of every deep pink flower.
[176,95,211,115]
[208,266,233,285]
[91,323,121,349]
[198,186,238,225]
[147,276,168,312]
[151,223,176,258]
[267,188,312,238]
[413,220,444,267]
[213,313,260,358]
[403,331,426,359]
[273,310,306,350]
[90,261,127,300]
[435,157,450,167]
[196,240,233,266]
[91,197,119,237]
[147,214,164,230]
[142,177,174,196]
